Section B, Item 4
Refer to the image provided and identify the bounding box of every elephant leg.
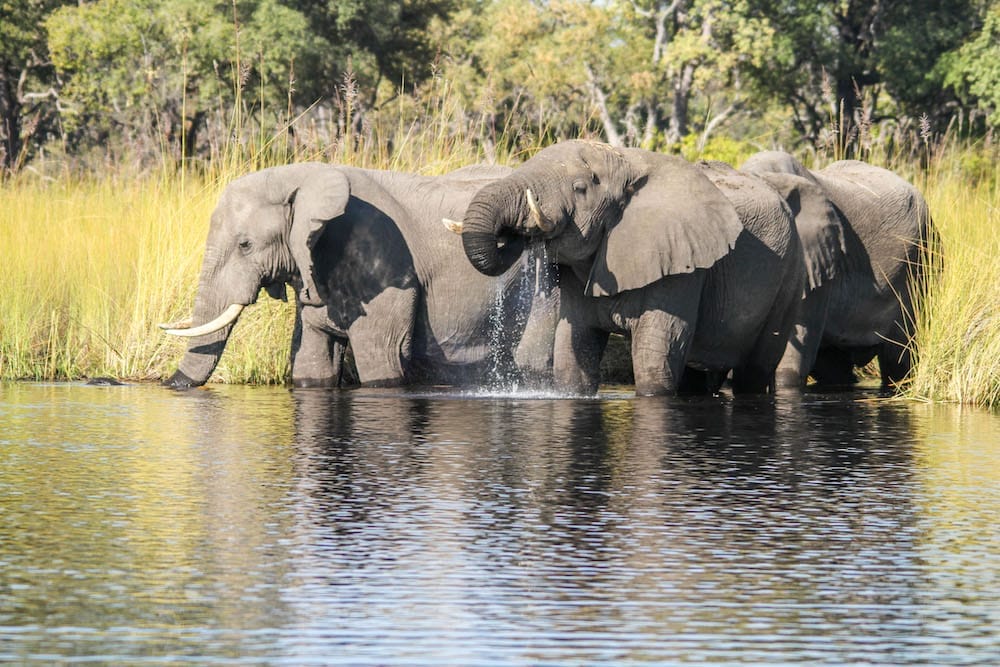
[878,293,916,391]
[291,305,346,388]
[513,285,559,383]
[553,317,608,395]
[346,286,417,386]
[811,347,859,386]
[776,284,831,388]
[552,279,607,394]
[626,273,701,397]
[878,327,913,391]
[678,367,725,394]
[631,308,697,397]
[735,272,804,395]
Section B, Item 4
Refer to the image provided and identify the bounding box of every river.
[1,382,997,664]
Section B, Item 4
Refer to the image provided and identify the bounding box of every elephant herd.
[160,140,934,397]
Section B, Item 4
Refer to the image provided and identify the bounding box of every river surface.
[1,382,997,665]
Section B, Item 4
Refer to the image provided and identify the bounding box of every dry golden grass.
[1,114,997,406]
[905,159,1000,407]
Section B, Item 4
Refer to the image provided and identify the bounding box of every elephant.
[449,139,804,396]
[740,151,934,390]
[160,162,550,388]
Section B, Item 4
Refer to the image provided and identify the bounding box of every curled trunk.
[460,180,528,277]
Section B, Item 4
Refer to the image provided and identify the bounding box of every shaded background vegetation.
[2,0,999,173]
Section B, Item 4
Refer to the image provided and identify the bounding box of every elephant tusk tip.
[157,304,244,338]
[158,318,192,331]
[442,217,464,234]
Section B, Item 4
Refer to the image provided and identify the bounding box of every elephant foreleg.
[878,325,913,391]
[551,281,607,395]
[631,308,695,397]
[735,268,804,394]
[553,317,608,395]
[877,290,916,391]
[291,304,346,388]
[347,286,417,386]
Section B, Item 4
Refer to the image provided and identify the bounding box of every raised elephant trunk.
[460,179,530,277]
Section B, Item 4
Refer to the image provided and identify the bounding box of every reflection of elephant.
[161,163,543,388]
[741,151,933,390]
[452,140,803,396]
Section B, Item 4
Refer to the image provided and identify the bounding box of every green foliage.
[748,0,983,147]
[0,0,74,171]
[45,0,324,163]
[941,4,1000,127]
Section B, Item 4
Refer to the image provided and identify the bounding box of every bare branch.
[584,63,623,147]
[651,0,684,65]
[697,100,745,151]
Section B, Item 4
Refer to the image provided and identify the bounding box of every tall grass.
[904,139,1000,407]
[2,77,998,406]
[0,73,521,385]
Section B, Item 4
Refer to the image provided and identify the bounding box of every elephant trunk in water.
[460,178,532,276]
[161,287,246,388]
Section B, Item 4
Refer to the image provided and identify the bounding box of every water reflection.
[0,383,997,664]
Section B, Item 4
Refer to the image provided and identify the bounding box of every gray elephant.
[160,162,547,388]
[450,140,803,396]
[740,151,933,390]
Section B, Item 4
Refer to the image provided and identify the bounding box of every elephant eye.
[573,179,589,193]
[238,239,253,254]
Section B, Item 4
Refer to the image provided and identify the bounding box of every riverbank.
[1,141,997,407]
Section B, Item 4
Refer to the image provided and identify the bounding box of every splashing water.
[482,243,559,396]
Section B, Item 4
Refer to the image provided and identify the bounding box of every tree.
[0,0,74,173]
[45,0,323,163]
[437,0,775,150]
[942,2,1000,128]
[747,0,982,146]
[290,0,458,107]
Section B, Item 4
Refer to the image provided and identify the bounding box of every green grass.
[904,147,1000,407]
[2,102,998,407]
[0,75,520,385]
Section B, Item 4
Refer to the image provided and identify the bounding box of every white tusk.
[159,303,245,337]
[526,188,557,233]
[442,217,464,234]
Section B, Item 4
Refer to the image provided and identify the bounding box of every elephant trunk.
[460,179,528,277]
[163,286,243,388]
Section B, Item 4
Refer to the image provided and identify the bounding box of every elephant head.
[455,140,743,297]
[161,163,350,387]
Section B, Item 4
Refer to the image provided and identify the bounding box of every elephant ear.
[761,172,847,291]
[282,166,351,306]
[586,158,743,297]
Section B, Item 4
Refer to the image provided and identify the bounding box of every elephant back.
[692,161,804,361]
[814,162,929,291]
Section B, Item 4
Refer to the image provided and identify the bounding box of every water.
[1,382,997,665]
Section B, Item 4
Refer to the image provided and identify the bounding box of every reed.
[904,141,1000,407]
[2,84,998,406]
[0,72,517,385]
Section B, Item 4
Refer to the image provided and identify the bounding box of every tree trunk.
[0,73,23,173]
